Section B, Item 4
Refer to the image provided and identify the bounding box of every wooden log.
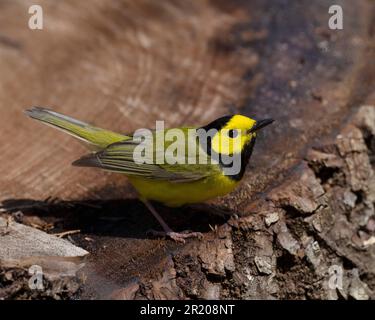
[1,0,375,299]
[0,217,88,299]
[0,217,88,262]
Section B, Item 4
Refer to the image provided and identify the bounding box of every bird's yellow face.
[210,115,273,155]
[211,115,255,155]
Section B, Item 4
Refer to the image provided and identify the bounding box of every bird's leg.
[142,199,173,233]
[142,199,203,243]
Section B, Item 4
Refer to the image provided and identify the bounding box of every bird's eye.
[228,129,238,138]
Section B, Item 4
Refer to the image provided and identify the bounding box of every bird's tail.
[25,107,129,150]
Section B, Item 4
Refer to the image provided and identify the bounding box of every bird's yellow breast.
[128,174,239,207]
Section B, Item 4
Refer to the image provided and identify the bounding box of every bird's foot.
[147,229,203,243]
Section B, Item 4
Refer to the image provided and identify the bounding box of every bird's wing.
[73,128,221,182]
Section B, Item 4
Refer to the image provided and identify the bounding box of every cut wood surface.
[0,217,88,260]
[0,216,87,299]
[1,0,375,299]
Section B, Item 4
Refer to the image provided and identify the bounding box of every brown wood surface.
[0,0,259,202]
[1,0,375,299]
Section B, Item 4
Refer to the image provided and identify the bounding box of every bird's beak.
[249,118,274,133]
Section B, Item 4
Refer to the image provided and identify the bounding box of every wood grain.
[0,0,257,202]
[1,0,375,299]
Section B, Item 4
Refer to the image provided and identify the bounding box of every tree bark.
[0,0,375,299]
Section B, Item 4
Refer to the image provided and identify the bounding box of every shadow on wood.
[1,197,231,240]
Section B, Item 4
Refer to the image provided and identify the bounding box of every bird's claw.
[147,229,203,243]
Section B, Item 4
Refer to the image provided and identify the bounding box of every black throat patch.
[230,137,256,181]
[198,116,256,181]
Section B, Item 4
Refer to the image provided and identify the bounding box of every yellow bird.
[26,107,273,242]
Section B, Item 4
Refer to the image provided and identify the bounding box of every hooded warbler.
[26,107,273,242]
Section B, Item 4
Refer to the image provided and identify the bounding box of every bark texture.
[1,0,375,299]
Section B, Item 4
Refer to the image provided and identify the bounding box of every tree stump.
[0,0,375,299]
